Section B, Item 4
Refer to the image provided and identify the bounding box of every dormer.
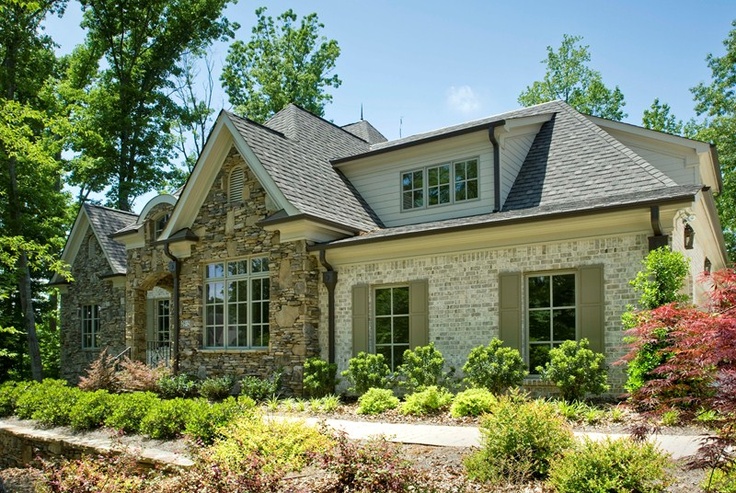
[113,194,177,249]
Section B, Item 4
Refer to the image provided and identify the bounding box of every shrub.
[69,389,113,430]
[105,391,160,433]
[156,373,199,399]
[401,385,453,416]
[537,338,609,401]
[303,357,338,398]
[341,352,391,395]
[15,379,80,426]
[78,349,119,392]
[548,437,673,493]
[462,338,528,393]
[140,397,194,439]
[40,453,160,493]
[240,371,282,402]
[464,393,574,484]
[357,388,399,415]
[704,468,736,493]
[450,387,497,417]
[0,380,25,416]
[319,431,428,492]
[199,375,234,401]
[117,357,168,392]
[396,342,445,392]
[184,396,242,444]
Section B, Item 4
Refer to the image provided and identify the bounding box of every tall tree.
[691,20,736,260]
[0,0,71,380]
[518,34,627,121]
[642,98,684,135]
[70,0,236,211]
[221,7,341,123]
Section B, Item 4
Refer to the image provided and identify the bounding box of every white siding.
[340,132,494,227]
[500,134,536,208]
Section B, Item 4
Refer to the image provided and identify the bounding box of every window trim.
[400,156,480,212]
[81,304,100,349]
[373,284,411,371]
[153,213,170,239]
[203,256,270,350]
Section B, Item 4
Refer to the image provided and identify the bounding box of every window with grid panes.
[374,286,410,370]
[401,157,478,211]
[81,305,99,349]
[204,257,270,349]
[527,273,576,372]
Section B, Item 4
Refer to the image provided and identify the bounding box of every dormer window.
[154,214,169,239]
[229,167,245,204]
[402,157,478,211]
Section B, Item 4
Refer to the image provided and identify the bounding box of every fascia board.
[51,209,89,284]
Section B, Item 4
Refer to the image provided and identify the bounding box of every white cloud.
[446,85,481,114]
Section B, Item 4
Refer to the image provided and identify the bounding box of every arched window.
[229,167,245,204]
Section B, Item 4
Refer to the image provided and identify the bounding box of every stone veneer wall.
[322,233,651,392]
[174,147,320,394]
[60,229,126,383]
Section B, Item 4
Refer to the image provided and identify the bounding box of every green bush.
[537,338,609,401]
[462,338,528,393]
[704,468,736,493]
[69,389,113,430]
[140,397,194,439]
[396,343,445,392]
[450,387,497,417]
[156,373,199,399]
[357,388,399,415]
[199,375,234,401]
[240,371,282,402]
[464,393,574,484]
[400,385,453,416]
[341,352,391,395]
[548,437,672,493]
[105,391,160,433]
[0,380,26,416]
[184,396,242,444]
[303,357,338,398]
[14,379,80,426]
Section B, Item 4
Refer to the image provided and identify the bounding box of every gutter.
[488,120,506,212]
[163,244,182,375]
[318,250,338,364]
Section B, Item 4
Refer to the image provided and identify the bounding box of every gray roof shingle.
[84,204,138,274]
[341,120,388,144]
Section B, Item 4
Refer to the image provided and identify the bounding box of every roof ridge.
[285,103,373,145]
[226,110,287,139]
[83,203,139,217]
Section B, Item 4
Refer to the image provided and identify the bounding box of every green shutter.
[409,280,429,348]
[352,284,369,355]
[579,265,605,354]
[498,272,522,350]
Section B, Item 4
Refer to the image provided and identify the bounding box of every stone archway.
[126,272,173,363]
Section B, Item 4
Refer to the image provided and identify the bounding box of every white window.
[204,257,270,349]
[154,214,169,239]
[401,157,479,211]
[374,286,410,370]
[527,273,576,372]
[156,299,170,343]
[81,305,99,349]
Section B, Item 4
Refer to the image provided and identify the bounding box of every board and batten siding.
[500,133,536,208]
[338,132,494,227]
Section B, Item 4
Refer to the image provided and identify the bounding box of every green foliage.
[462,338,528,393]
[396,342,446,392]
[342,352,391,395]
[14,379,80,426]
[548,437,672,493]
[357,387,399,415]
[69,389,113,430]
[552,400,608,425]
[704,468,736,493]
[104,392,160,433]
[464,394,574,484]
[450,387,497,418]
[184,396,242,444]
[198,375,234,401]
[308,394,340,413]
[630,247,689,311]
[222,7,341,123]
[537,338,609,401]
[661,408,681,427]
[518,34,626,120]
[240,371,282,402]
[0,380,25,416]
[642,98,684,135]
[140,397,194,439]
[303,357,338,398]
[156,373,199,399]
[400,385,453,416]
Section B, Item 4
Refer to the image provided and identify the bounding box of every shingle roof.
[227,106,383,231]
[341,120,388,144]
[84,204,138,274]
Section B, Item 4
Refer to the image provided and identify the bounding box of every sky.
[44,0,736,209]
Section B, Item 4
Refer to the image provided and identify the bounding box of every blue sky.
[44,0,735,207]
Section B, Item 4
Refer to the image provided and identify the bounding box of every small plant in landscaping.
[69,389,113,430]
[400,385,453,416]
[184,396,242,444]
[105,391,160,433]
[156,373,199,399]
[240,370,282,402]
[341,352,391,395]
[450,387,497,417]
[40,452,161,493]
[317,394,340,413]
[537,338,609,401]
[117,357,168,392]
[462,338,527,394]
[661,408,680,427]
[548,437,673,493]
[464,393,574,484]
[77,349,119,392]
[198,375,234,401]
[357,387,399,415]
[140,397,194,439]
[396,342,446,392]
[14,379,80,426]
[303,357,339,398]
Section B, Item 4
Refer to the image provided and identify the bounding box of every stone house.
[54,100,727,393]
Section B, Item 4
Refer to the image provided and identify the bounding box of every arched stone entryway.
[126,272,173,364]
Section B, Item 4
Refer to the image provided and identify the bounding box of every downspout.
[163,244,182,374]
[319,249,337,364]
[648,205,669,251]
[488,120,505,212]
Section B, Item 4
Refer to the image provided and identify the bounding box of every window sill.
[199,347,269,354]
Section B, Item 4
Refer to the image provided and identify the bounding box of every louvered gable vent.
[229,167,244,204]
